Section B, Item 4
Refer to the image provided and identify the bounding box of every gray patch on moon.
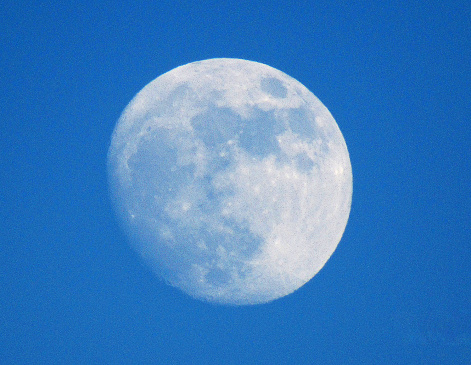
[192,106,284,159]
[205,268,231,287]
[164,83,194,107]
[260,77,287,98]
[285,107,316,137]
[191,106,242,147]
[126,134,192,207]
[294,152,315,172]
[238,109,283,157]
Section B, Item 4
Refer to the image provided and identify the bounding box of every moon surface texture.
[108,58,352,305]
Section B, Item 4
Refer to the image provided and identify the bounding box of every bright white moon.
[108,58,352,305]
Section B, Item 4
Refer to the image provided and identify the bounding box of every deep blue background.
[2,1,470,364]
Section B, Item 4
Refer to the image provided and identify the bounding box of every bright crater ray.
[108,58,352,305]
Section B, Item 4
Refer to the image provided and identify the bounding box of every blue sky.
[2,1,470,363]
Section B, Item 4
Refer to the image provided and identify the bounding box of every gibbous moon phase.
[108,58,352,305]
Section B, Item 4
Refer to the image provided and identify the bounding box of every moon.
[108,58,352,305]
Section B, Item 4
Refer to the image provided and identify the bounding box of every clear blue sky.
[2,1,470,364]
